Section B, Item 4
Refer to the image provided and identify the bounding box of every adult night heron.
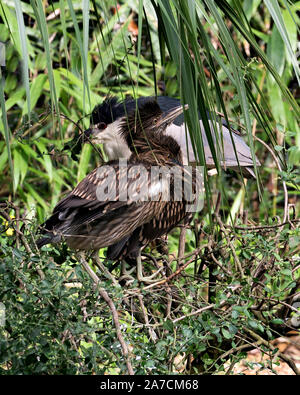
[37,101,200,283]
[85,96,260,177]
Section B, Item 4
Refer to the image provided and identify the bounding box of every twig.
[0,209,45,280]
[78,253,134,375]
[209,249,232,277]
[172,300,228,324]
[254,136,288,224]
[137,294,157,342]
[91,251,119,286]
[177,227,187,269]
[224,219,300,232]
[215,215,244,278]
[142,254,200,290]
[244,327,299,375]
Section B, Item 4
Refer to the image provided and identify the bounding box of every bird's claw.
[137,266,164,284]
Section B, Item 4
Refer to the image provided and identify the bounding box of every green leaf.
[77,143,92,182]
[267,24,285,77]
[248,320,258,330]
[35,140,53,183]
[23,181,48,210]
[281,268,292,276]
[0,68,14,191]
[222,327,233,339]
[264,0,300,85]
[13,147,28,188]
[271,318,285,325]
[23,74,47,115]
[15,0,31,118]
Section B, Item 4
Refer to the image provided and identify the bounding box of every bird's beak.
[155,104,189,129]
[83,127,95,142]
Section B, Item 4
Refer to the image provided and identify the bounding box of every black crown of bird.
[37,100,199,283]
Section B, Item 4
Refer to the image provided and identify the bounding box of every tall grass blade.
[67,0,91,113]
[264,0,300,85]
[30,0,61,137]
[14,0,31,120]
[0,67,14,192]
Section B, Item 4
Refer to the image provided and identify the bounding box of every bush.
[1,204,299,374]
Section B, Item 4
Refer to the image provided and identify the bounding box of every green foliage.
[0,213,299,374]
[0,240,123,374]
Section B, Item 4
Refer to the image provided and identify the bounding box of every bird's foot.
[118,262,135,285]
[118,274,135,286]
[136,265,165,284]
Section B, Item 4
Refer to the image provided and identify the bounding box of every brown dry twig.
[243,327,299,375]
[77,253,135,375]
[224,219,300,232]
[215,214,244,278]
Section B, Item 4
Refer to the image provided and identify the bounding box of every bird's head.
[84,97,132,160]
[84,97,120,143]
[84,96,188,162]
[121,100,187,164]
[121,100,188,136]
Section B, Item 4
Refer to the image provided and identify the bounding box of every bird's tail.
[36,232,55,248]
[36,212,62,248]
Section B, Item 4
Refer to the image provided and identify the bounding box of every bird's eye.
[96,122,107,130]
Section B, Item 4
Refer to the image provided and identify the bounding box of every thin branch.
[177,227,187,269]
[137,294,158,342]
[224,219,300,232]
[254,136,288,224]
[244,327,299,375]
[78,253,134,375]
[215,215,244,278]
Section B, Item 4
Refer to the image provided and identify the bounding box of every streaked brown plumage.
[37,101,199,282]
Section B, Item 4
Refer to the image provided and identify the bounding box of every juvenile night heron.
[85,96,260,177]
[37,101,200,283]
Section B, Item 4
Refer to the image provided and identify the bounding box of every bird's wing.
[40,162,170,250]
[165,121,260,174]
[107,166,202,261]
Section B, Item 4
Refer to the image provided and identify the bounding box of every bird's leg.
[91,251,119,286]
[136,252,164,284]
[121,261,136,277]
[118,261,136,284]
